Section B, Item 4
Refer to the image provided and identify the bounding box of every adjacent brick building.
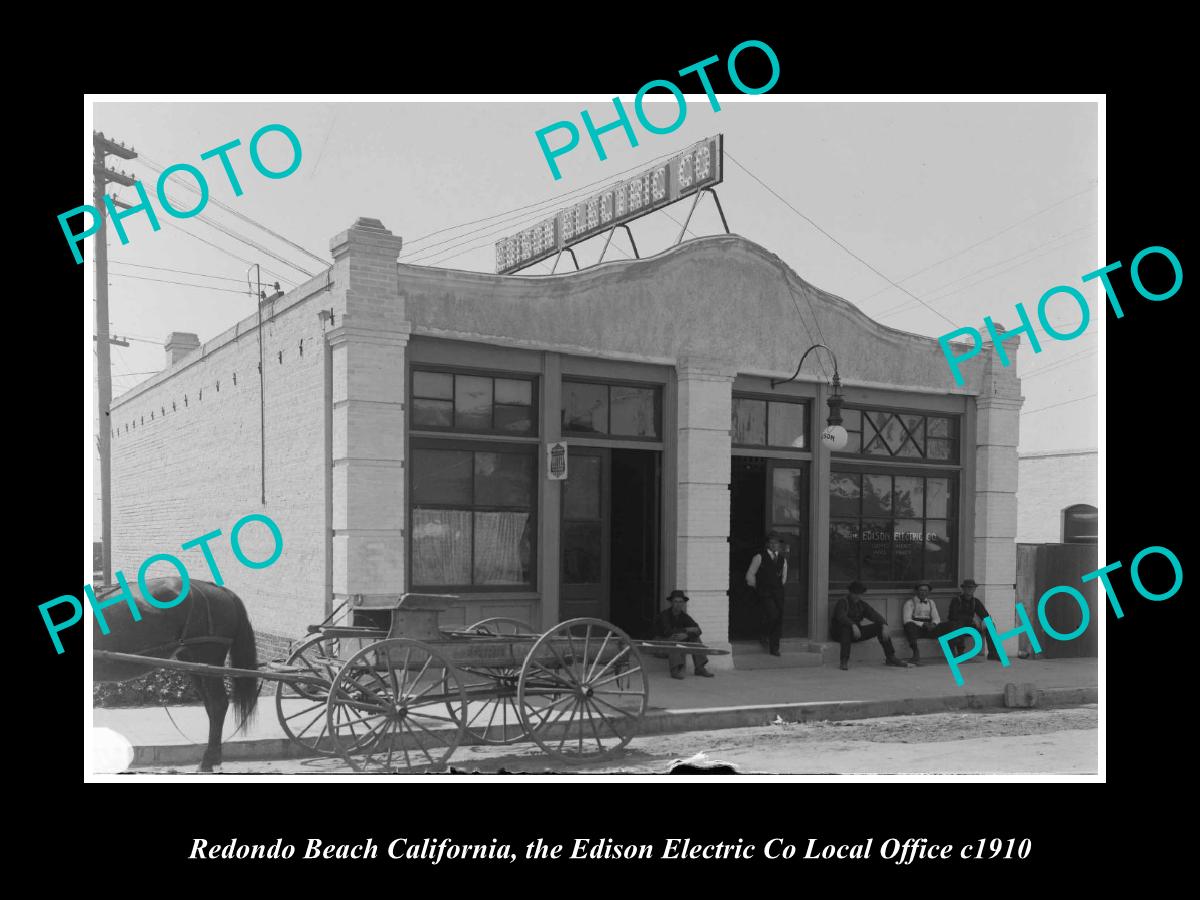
[110,218,1025,668]
[1016,449,1098,545]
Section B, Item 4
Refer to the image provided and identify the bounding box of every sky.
[89,97,1099,533]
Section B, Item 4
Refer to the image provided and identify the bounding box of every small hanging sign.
[547,441,568,480]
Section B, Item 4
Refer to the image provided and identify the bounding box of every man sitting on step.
[902,582,954,666]
[654,590,714,679]
[831,582,911,671]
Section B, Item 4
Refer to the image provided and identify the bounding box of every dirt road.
[130,705,1098,776]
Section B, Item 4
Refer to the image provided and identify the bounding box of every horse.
[93,577,259,772]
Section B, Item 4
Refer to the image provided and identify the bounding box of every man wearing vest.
[745,531,788,656]
[902,582,952,665]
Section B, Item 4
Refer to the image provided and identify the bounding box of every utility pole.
[93,132,137,586]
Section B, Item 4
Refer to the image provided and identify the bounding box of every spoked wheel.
[517,618,648,765]
[275,633,345,756]
[326,639,467,773]
[448,618,537,745]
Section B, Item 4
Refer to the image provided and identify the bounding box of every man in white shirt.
[745,531,788,656]
[902,582,951,665]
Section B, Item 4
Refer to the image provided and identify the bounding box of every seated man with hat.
[654,590,714,679]
[901,582,953,665]
[831,582,910,670]
[947,578,1001,661]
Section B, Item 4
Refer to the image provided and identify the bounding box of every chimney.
[165,332,200,367]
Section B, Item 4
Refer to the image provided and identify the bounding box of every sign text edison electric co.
[495,135,723,275]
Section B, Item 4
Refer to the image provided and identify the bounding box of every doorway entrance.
[729,456,809,639]
[560,447,660,637]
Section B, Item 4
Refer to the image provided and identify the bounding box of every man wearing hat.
[901,582,950,665]
[947,578,1001,661]
[654,590,714,679]
[745,531,788,656]
[831,582,910,670]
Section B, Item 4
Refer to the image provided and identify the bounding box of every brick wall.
[1017,451,1098,543]
[109,285,336,651]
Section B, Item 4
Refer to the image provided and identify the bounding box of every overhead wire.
[857,183,1098,307]
[158,189,317,278]
[1021,347,1098,381]
[111,272,254,295]
[151,222,299,288]
[725,151,957,329]
[138,154,328,267]
[875,226,1097,320]
[400,145,688,253]
[111,261,261,284]
[405,148,715,266]
[1020,393,1097,416]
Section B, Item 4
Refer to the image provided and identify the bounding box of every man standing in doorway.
[746,531,788,656]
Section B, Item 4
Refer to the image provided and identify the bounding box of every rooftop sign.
[495,134,724,274]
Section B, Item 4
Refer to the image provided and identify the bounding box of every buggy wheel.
[327,639,467,773]
[448,618,537,745]
[275,633,343,756]
[517,618,648,765]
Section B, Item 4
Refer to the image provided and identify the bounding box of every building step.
[731,640,826,669]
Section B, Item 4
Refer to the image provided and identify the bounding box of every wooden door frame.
[559,446,611,622]
[766,459,810,637]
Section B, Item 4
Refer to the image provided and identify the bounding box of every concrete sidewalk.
[93,657,1098,767]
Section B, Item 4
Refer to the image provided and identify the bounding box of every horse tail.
[228,593,260,729]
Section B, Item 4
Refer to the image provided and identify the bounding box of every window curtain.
[474,511,531,584]
[412,509,472,585]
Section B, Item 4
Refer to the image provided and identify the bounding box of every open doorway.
[729,456,809,639]
[560,447,660,637]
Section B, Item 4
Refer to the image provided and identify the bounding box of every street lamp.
[771,343,848,451]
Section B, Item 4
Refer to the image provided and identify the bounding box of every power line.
[1021,347,1098,381]
[167,224,297,288]
[1021,392,1097,416]
[420,197,694,270]
[858,183,1098,307]
[909,224,1093,304]
[783,280,831,379]
[139,154,328,267]
[725,151,957,329]
[111,261,258,284]
[159,190,317,278]
[401,145,687,253]
[110,272,253,295]
[403,147,711,265]
[875,226,1096,320]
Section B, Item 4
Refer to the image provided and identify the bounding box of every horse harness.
[124,581,234,660]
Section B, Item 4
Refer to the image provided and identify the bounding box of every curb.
[129,685,1097,767]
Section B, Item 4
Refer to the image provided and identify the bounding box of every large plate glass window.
[829,470,957,587]
[410,442,537,590]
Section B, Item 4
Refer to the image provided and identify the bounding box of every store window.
[562,381,660,439]
[732,396,808,449]
[411,370,536,435]
[1062,504,1098,544]
[829,470,957,586]
[837,408,958,461]
[410,442,536,589]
